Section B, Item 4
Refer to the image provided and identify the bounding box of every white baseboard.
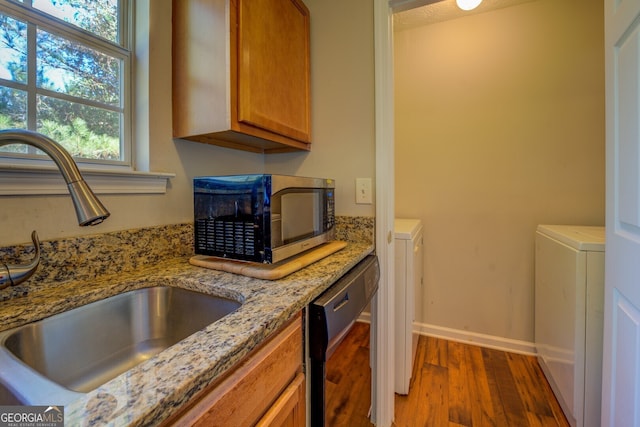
[359,311,372,324]
[357,313,536,355]
[415,322,536,355]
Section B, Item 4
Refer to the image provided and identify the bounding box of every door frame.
[373,0,395,426]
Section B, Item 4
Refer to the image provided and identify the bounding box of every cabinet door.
[236,0,311,143]
[256,372,305,427]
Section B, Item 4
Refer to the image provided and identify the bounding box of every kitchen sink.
[0,286,241,405]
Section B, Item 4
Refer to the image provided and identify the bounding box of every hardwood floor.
[325,322,570,427]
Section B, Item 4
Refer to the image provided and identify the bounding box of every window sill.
[0,165,175,196]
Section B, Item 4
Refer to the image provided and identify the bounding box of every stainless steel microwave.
[194,174,335,263]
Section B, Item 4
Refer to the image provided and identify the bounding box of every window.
[0,0,131,166]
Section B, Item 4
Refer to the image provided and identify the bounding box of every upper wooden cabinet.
[173,0,311,154]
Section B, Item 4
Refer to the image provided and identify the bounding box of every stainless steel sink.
[0,286,241,405]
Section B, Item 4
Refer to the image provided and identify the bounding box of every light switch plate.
[356,178,372,204]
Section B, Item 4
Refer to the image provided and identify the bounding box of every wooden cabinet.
[172,0,311,154]
[256,372,305,427]
[163,312,305,427]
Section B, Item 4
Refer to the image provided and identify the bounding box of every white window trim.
[0,0,174,195]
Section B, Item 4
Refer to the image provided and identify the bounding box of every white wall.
[394,0,605,343]
[0,0,375,246]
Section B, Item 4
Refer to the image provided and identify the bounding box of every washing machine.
[535,225,605,427]
[394,218,423,395]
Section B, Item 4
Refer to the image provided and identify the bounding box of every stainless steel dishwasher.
[308,255,379,427]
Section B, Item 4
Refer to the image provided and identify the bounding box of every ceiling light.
[456,0,483,10]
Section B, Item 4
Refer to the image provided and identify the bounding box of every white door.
[603,0,640,425]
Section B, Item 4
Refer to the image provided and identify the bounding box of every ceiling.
[393,0,537,30]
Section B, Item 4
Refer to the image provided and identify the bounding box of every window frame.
[0,0,133,169]
[0,0,173,196]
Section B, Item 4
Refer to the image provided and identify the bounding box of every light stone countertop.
[0,241,374,426]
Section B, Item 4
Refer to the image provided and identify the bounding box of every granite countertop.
[0,241,374,426]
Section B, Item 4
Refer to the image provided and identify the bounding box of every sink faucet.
[0,129,110,290]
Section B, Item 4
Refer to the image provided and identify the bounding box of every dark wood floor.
[325,322,570,427]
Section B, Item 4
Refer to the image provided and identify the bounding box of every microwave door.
[281,192,319,245]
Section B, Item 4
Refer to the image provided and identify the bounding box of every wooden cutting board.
[189,241,348,280]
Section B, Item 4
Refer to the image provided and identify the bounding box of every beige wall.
[0,0,375,246]
[394,0,604,342]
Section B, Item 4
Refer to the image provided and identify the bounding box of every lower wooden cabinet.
[256,372,305,427]
[164,312,304,427]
